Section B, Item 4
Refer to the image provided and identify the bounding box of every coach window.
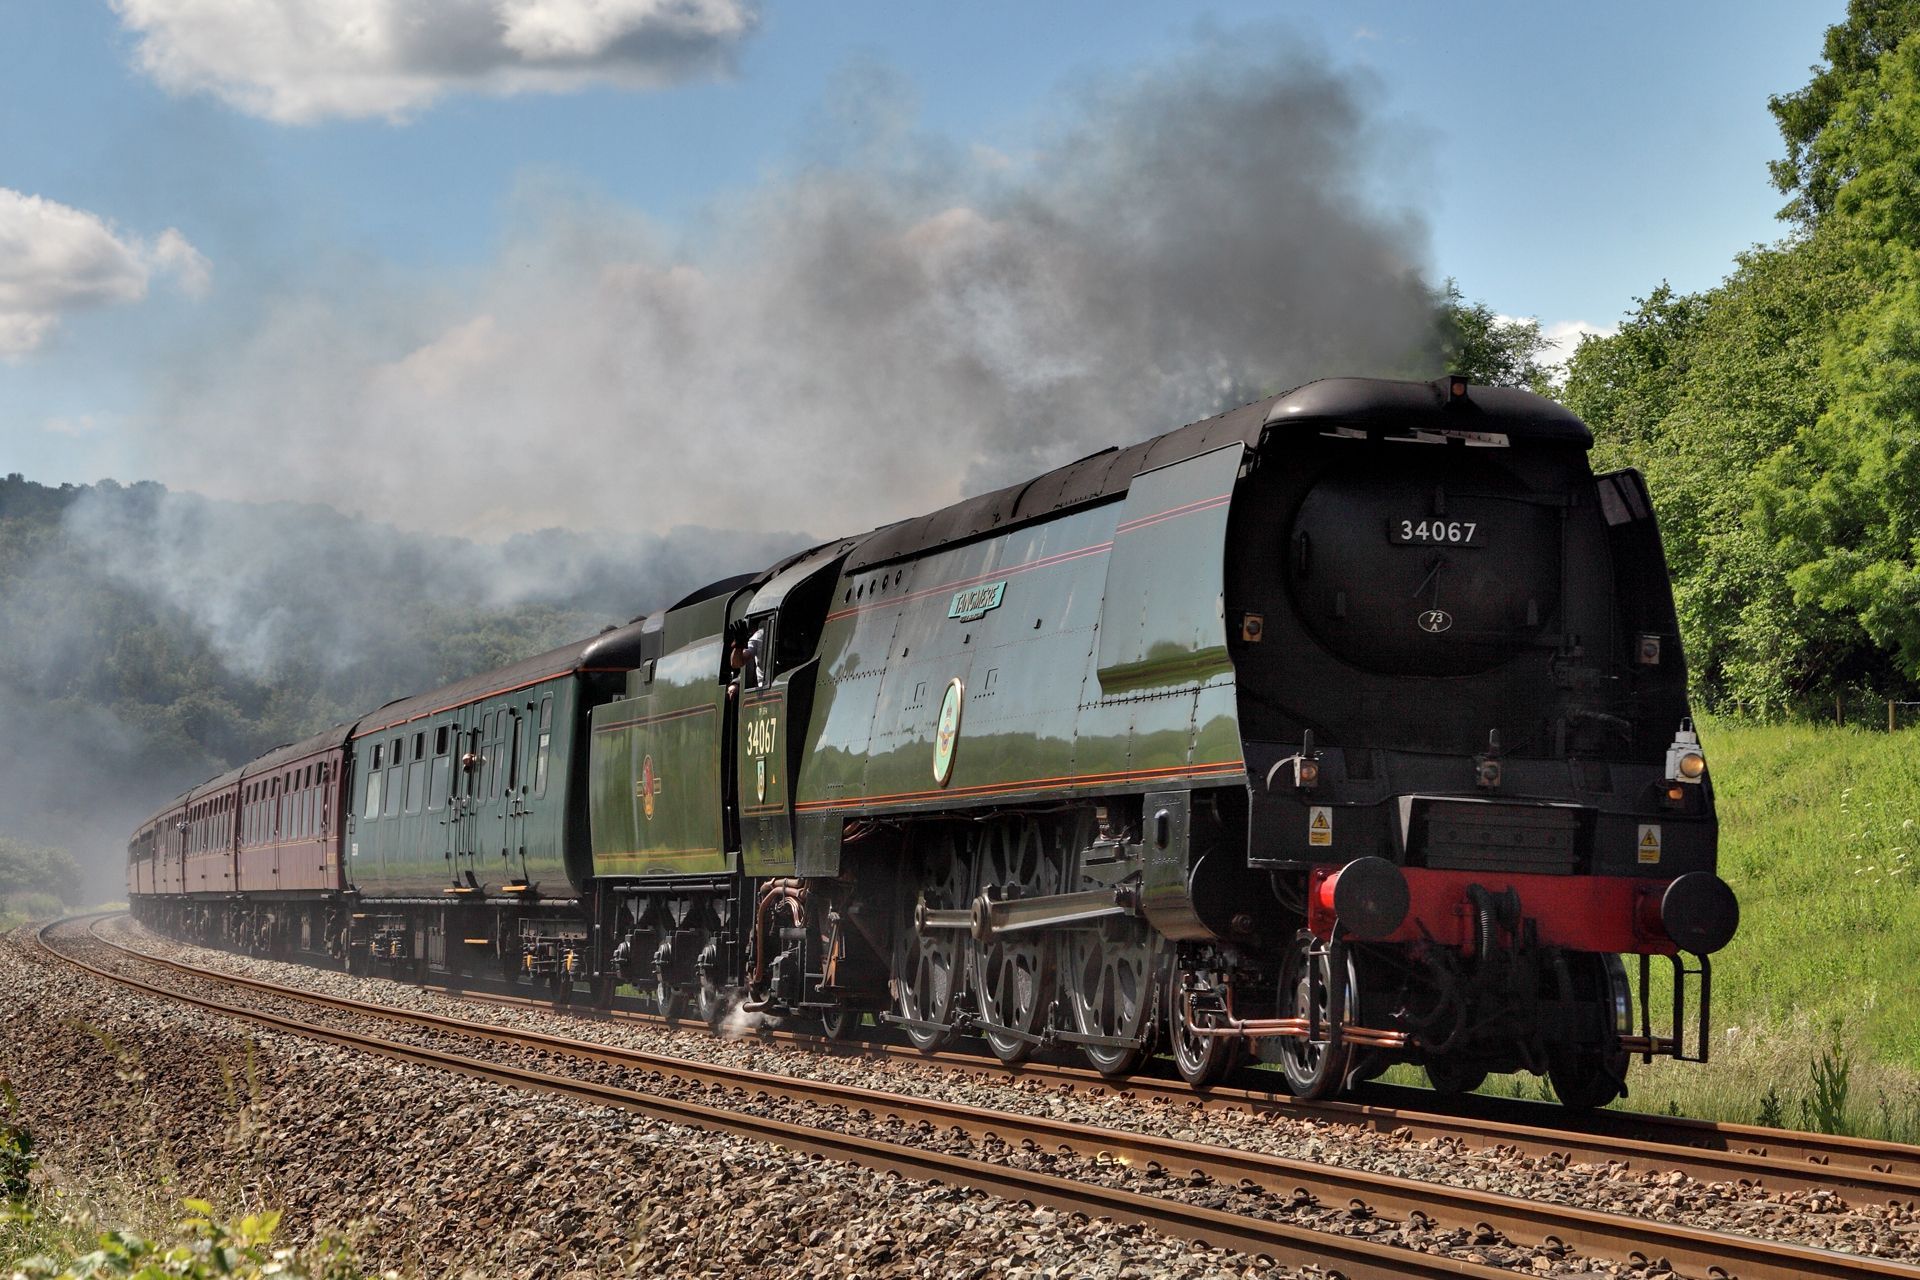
[406,734,427,816]
[534,696,553,798]
[473,713,487,800]
[489,711,505,800]
[488,711,504,800]
[384,750,403,819]
[507,711,523,794]
[538,697,556,795]
[429,727,451,813]
[364,763,383,821]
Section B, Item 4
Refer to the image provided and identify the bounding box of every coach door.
[452,715,484,889]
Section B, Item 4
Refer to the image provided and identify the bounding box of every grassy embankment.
[1456,717,1920,1136]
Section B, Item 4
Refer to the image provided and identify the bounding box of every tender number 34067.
[1394,519,1479,545]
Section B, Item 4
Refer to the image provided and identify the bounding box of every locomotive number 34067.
[1391,519,1481,546]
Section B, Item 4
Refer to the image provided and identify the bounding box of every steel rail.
[66,919,1920,1280]
[412,975,1920,1199]
[39,918,1514,1280]
[105,917,1920,1196]
[395,957,1920,1181]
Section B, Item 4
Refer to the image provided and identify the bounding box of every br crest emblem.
[640,754,657,820]
[933,677,964,785]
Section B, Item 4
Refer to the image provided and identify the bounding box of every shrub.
[1803,1030,1855,1135]
[8,1200,371,1280]
[0,1080,33,1203]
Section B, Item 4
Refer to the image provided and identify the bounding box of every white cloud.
[150,228,212,298]
[0,189,210,360]
[42,415,103,438]
[1541,318,1615,365]
[111,0,759,124]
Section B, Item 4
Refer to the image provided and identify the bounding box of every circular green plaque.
[933,677,964,785]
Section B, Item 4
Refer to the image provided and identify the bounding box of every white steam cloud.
[134,45,1443,542]
[0,189,210,359]
[111,0,759,123]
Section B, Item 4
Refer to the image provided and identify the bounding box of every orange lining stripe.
[1115,493,1231,535]
[795,759,1244,812]
[821,489,1234,626]
[825,542,1114,624]
[594,703,718,734]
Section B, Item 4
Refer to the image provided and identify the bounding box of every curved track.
[374,947,1920,1200]
[40,916,1920,1280]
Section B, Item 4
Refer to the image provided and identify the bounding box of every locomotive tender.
[128,376,1738,1107]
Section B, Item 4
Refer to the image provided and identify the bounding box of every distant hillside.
[0,473,808,897]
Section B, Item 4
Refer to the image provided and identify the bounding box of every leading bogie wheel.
[818,1004,861,1040]
[1167,967,1241,1088]
[1547,953,1630,1110]
[1424,1057,1488,1096]
[1276,929,1355,1100]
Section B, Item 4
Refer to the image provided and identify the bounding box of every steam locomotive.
[128,375,1737,1107]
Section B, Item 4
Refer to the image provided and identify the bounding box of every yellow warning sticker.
[1309,806,1333,848]
[1637,824,1662,865]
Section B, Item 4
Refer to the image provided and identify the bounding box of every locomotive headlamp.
[1474,728,1502,789]
[1265,729,1321,791]
[1666,720,1707,785]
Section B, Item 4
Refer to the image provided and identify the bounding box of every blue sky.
[0,1,1845,536]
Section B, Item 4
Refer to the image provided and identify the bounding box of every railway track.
[278,927,1920,1202]
[43,916,1920,1280]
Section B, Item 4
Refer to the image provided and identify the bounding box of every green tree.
[1770,0,1920,224]
[1562,283,1708,469]
[1433,280,1555,389]
[0,839,82,905]
[1565,232,1879,709]
[1755,28,1920,688]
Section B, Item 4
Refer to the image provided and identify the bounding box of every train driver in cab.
[726,619,766,697]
